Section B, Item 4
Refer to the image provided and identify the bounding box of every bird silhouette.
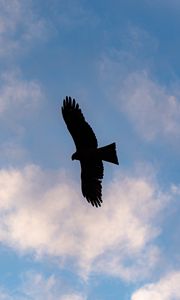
[62,96,119,207]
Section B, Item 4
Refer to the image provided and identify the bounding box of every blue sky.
[0,0,180,299]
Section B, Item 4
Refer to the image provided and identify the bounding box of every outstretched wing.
[80,159,104,207]
[62,96,98,150]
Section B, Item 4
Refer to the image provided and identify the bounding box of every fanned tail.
[98,143,119,165]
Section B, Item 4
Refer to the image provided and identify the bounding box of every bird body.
[62,96,119,207]
[72,143,118,164]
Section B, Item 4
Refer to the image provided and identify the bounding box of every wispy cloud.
[20,272,61,300]
[53,0,99,30]
[99,44,180,142]
[171,184,180,195]
[0,141,28,166]
[0,69,44,165]
[131,271,180,300]
[0,288,11,300]
[117,70,180,141]
[0,271,85,300]
[21,271,85,300]
[60,295,85,300]
[0,0,49,56]
[0,69,43,120]
[0,164,170,281]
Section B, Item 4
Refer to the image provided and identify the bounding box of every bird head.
[71,152,79,160]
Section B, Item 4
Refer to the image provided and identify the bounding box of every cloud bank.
[0,164,170,281]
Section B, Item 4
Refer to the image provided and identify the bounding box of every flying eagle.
[61,96,119,207]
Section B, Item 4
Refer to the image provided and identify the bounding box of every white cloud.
[0,0,48,56]
[131,271,180,300]
[0,164,170,281]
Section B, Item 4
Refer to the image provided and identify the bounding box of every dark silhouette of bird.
[61,96,119,207]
